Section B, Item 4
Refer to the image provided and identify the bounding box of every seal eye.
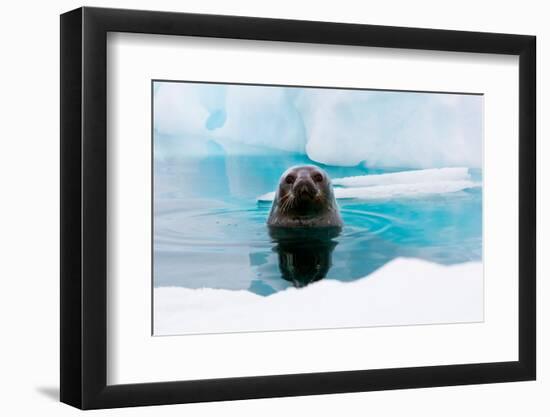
[313,173,323,183]
[285,175,296,184]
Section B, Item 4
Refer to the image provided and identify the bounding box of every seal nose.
[294,180,316,198]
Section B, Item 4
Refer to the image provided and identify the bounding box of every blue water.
[154,145,482,296]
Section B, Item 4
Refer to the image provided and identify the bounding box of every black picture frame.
[60,6,536,410]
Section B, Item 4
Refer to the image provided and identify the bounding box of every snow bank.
[154,258,483,336]
[154,82,483,169]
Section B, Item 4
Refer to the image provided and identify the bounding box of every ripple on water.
[154,204,394,252]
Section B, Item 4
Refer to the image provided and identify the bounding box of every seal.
[267,165,343,228]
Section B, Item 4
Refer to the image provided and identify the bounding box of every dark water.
[154,147,482,296]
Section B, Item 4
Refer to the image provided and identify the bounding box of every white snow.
[154,258,483,336]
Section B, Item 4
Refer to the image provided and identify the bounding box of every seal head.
[267,165,343,228]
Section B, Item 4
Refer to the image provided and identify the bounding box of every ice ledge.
[257,168,479,202]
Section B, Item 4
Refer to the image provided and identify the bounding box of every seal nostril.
[295,181,315,198]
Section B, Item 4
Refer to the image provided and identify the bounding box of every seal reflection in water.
[267,165,343,287]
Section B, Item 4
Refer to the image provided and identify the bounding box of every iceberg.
[154,82,483,169]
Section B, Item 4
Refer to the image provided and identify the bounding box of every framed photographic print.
[60,6,536,409]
